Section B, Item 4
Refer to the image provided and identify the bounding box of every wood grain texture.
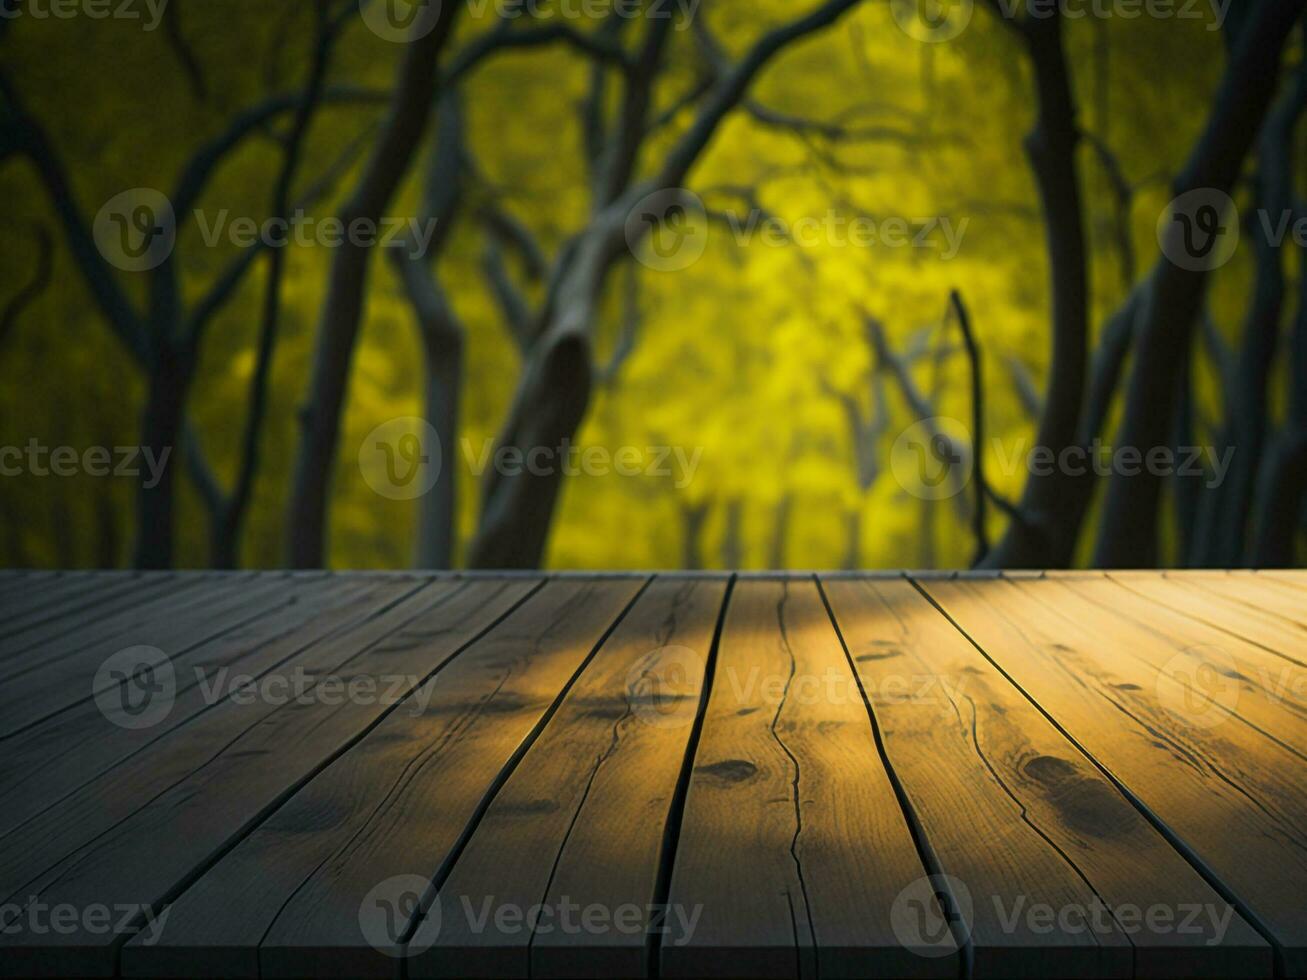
[122,577,640,980]
[923,577,1307,978]
[1153,573,1307,656]
[0,573,274,735]
[1037,575,1307,757]
[661,578,944,980]
[0,573,203,668]
[410,576,727,980]
[827,576,1267,979]
[0,578,530,978]
[0,575,403,838]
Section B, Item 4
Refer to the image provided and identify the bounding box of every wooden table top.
[0,570,1302,979]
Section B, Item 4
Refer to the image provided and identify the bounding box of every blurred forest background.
[0,0,1304,570]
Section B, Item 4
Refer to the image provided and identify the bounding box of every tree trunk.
[286,2,461,568]
[1093,0,1302,567]
[769,494,793,569]
[416,322,462,569]
[721,498,743,569]
[466,328,594,569]
[843,507,861,571]
[132,350,187,569]
[982,13,1088,569]
[681,501,709,571]
[1252,432,1307,567]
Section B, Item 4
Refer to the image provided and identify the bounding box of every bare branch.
[171,86,388,215]
[657,0,866,191]
[162,0,207,102]
[444,18,631,85]
[596,263,641,386]
[0,222,53,352]
[0,72,149,362]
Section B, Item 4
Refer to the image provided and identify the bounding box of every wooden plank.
[1257,572,1307,593]
[408,576,726,980]
[0,574,301,736]
[0,574,179,636]
[0,573,224,672]
[121,577,643,980]
[1037,576,1307,757]
[828,576,1268,979]
[1118,573,1307,665]
[0,575,407,838]
[1158,573,1307,651]
[0,573,138,630]
[922,577,1307,978]
[0,575,186,670]
[0,577,537,978]
[660,578,943,980]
